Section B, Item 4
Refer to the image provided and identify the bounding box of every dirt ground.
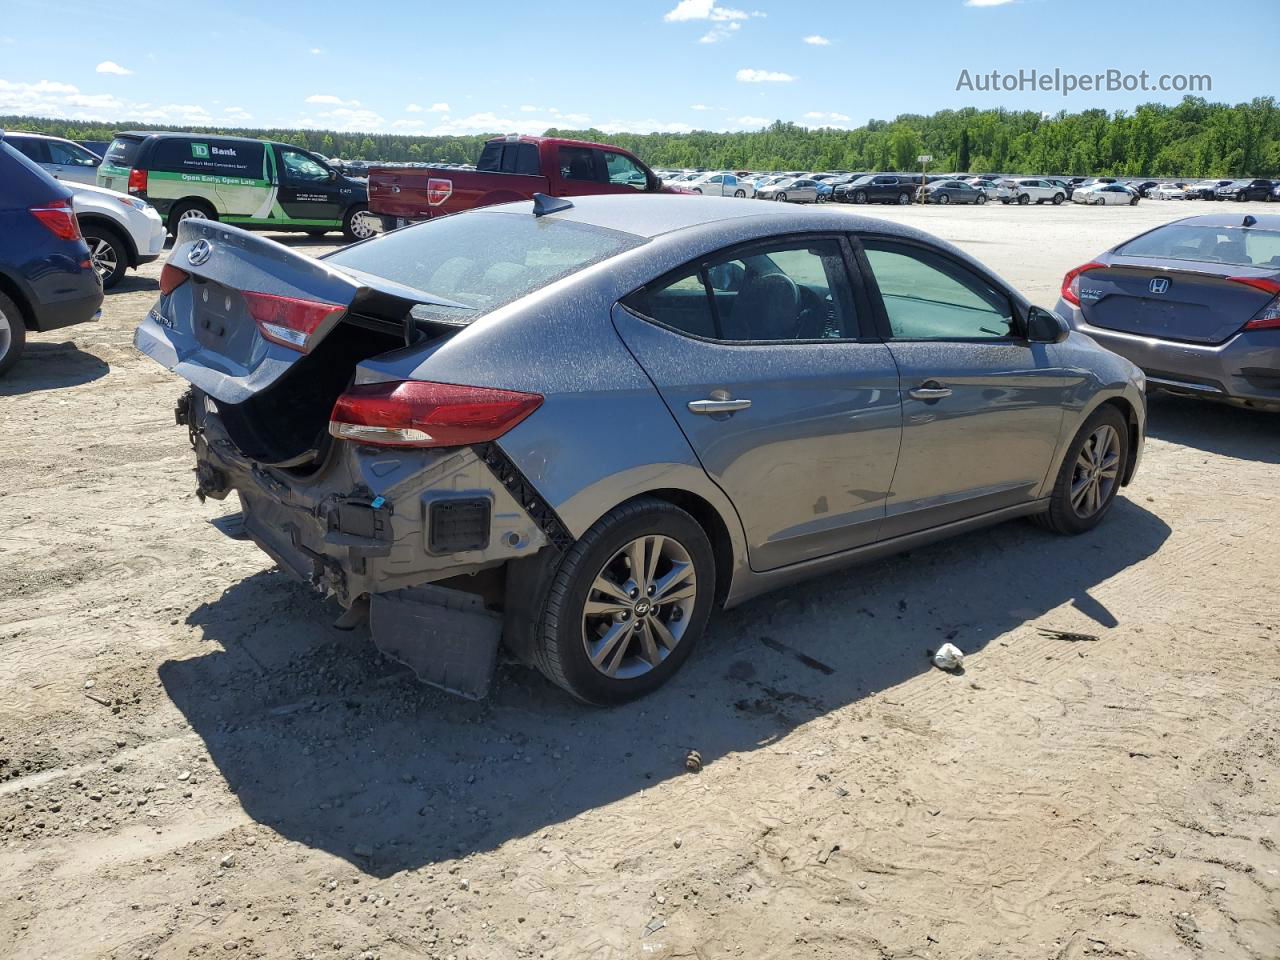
[1,200,1277,960]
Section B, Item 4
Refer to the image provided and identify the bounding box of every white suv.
[3,131,102,185]
[997,178,1067,206]
[69,183,167,288]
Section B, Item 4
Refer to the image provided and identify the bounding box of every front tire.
[532,497,716,705]
[897,192,911,205]
[776,192,787,202]
[853,190,867,204]
[733,189,746,198]
[1018,193,1030,205]
[976,193,987,205]
[81,224,128,289]
[0,290,27,377]
[342,204,378,242]
[1035,405,1129,535]
[938,193,950,205]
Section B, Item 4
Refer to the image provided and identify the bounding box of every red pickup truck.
[368,135,683,228]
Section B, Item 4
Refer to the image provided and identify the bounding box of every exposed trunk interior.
[215,318,455,473]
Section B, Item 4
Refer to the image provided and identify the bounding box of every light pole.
[917,154,933,204]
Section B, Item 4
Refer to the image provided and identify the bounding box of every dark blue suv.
[0,131,103,375]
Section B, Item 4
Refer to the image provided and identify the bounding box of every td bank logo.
[191,143,210,159]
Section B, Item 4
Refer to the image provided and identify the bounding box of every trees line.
[4,95,1277,177]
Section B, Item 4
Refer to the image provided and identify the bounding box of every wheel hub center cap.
[633,599,652,617]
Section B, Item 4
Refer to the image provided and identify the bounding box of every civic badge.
[1149,277,1170,295]
[187,239,212,266]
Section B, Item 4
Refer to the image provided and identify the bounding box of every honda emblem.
[1149,277,1170,295]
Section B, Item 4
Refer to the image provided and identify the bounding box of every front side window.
[602,150,648,189]
[863,241,1015,340]
[559,146,596,182]
[48,141,98,166]
[280,148,330,183]
[625,238,858,342]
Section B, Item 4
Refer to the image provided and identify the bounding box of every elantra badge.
[1149,278,1170,294]
[187,239,212,266]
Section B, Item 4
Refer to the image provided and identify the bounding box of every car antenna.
[1243,214,1257,228]
[532,193,574,217]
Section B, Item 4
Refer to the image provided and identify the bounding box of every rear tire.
[1034,405,1129,536]
[776,192,788,202]
[532,497,716,705]
[167,200,216,237]
[853,190,867,204]
[342,204,378,243]
[734,189,746,198]
[976,193,987,205]
[938,194,950,205]
[1018,193,1030,205]
[80,224,128,289]
[897,192,911,205]
[1052,193,1065,205]
[0,290,26,377]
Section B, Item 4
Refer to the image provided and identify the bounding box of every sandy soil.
[1,200,1278,960]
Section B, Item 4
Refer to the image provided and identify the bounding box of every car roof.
[115,130,276,146]
[1166,213,1280,229]
[1,130,69,141]
[487,193,951,242]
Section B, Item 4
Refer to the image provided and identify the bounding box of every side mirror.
[707,262,746,292]
[328,169,338,181]
[1026,306,1069,343]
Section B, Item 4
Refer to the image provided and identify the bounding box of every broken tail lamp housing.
[329,381,543,448]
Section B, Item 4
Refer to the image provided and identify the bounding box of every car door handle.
[688,398,752,415]
[908,383,953,401]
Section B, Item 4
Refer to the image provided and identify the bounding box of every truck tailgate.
[368,166,549,219]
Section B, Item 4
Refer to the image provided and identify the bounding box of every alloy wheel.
[0,306,11,363]
[1070,424,1121,518]
[179,207,208,221]
[87,237,118,282]
[581,534,697,680]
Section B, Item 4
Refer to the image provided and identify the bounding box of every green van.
[97,132,377,241]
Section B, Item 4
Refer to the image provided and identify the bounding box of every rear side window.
[324,211,644,324]
[625,238,859,342]
[103,137,141,167]
[5,136,48,163]
[558,146,596,182]
[151,138,264,178]
[503,143,539,174]
[1117,224,1280,268]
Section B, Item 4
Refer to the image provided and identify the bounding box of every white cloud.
[305,93,358,106]
[223,106,252,120]
[964,0,1016,5]
[597,119,693,134]
[736,68,795,83]
[0,78,216,124]
[405,103,423,112]
[730,115,769,128]
[690,103,712,111]
[803,34,830,45]
[519,104,540,112]
[664,0,751,21]
[308,47,324,54]
[95,61,132,76]
[699,21,741,42]
[427,102,450,112]
[803,111,852,127]
[299,106,385,131]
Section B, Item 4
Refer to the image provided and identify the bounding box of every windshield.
[1117,224,1280,268]
[325,211,645,324]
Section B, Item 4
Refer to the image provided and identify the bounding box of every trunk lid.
[1079,257,1276,345]
[135,218,452,405]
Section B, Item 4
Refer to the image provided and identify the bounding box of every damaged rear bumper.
[183,389,558,697]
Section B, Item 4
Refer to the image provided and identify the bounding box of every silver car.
[1058,212,1280,411]
[756,177,820,203]
[136,195,1146,704]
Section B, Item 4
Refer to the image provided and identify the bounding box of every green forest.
[4,95,1277,177]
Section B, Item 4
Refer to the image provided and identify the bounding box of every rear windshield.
[1117,224,1280,268]
[104,137,142,167]
[325,211,645,324]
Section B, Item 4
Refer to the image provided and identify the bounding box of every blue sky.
[0,0,1275,135]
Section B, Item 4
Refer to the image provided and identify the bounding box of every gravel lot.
[2,200,1277,960]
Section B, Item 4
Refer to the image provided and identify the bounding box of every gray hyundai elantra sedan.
[136,194,1146,704]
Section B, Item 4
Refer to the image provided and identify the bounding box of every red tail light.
[426,178,453,206]
[242,291,344,352]
[159,264,189,295]
[329,381,543,448]
[1228,277,1280,332]
[127,168,148,195]
[1060,261,1107,307]
[29,197,82,242]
